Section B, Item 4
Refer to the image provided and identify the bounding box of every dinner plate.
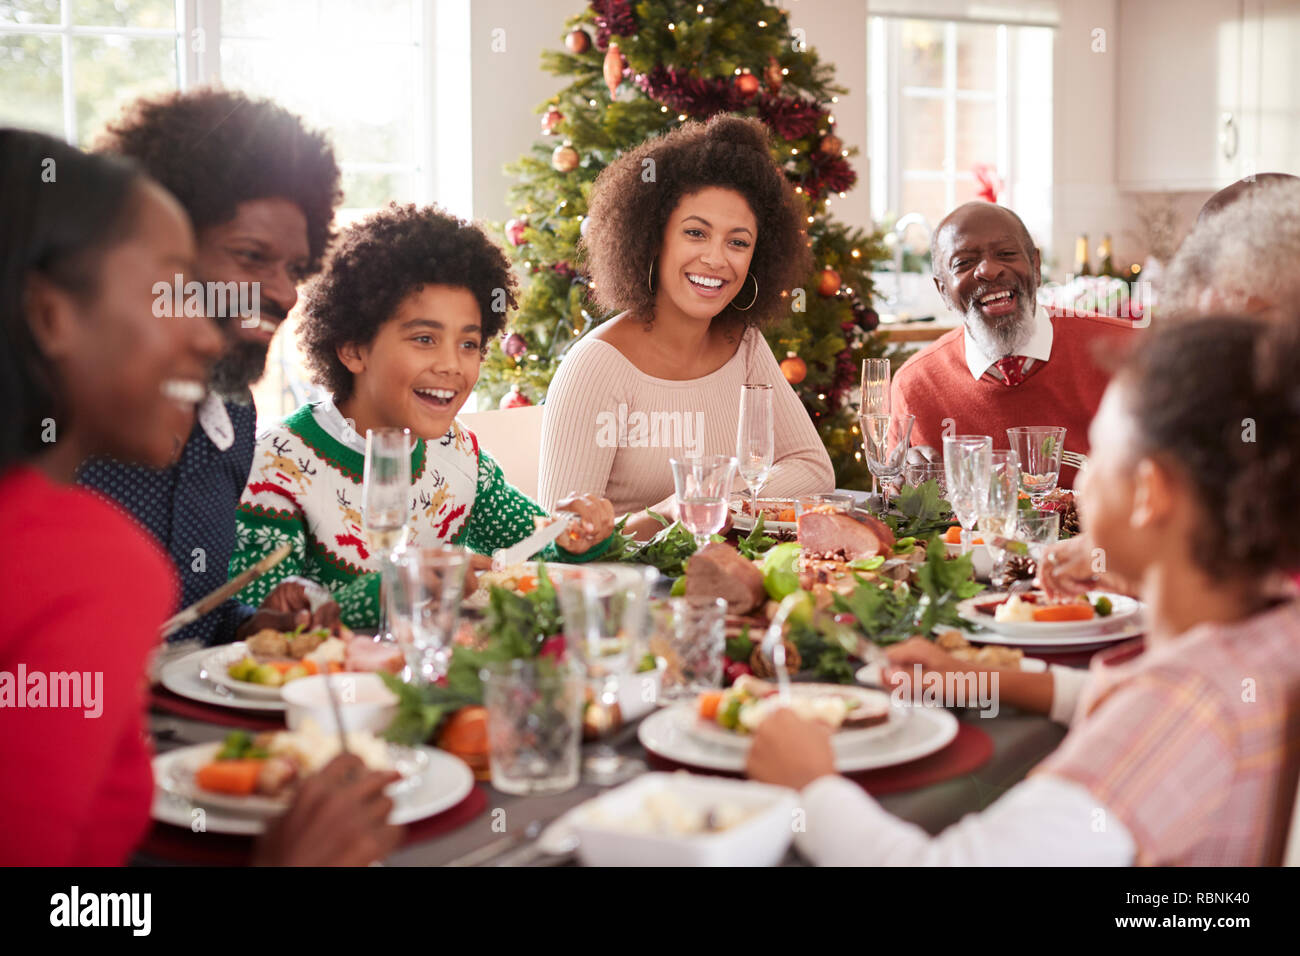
[957,591,1142,639]
[201,642,287,700]
[150,743,473,835]
[685,684,904,752]
[729,497,798,536]
[639,700,957,774]
[962,622,1144,653]
[854,656,1047,687]
[159,647,287,713]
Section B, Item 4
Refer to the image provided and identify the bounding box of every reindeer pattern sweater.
[229,398,609,628]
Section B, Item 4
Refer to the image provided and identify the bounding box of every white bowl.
[619,662,664,721]
[570,772,798,867]
[945,541,993,580]
[281,673,399,735]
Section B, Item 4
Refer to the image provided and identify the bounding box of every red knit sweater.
[890,312,1139,488]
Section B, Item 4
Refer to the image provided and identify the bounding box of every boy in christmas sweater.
[229,204,615,627]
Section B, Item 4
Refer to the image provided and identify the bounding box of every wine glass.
[1007,426,1067,509]
[385,545,467,684]
[979,450,1021,583]
[364,427,411,638]
[670,455,737,551]
[555,564,657,785]
[905,459,947,497]
[735,383,774,522]
[861,358,891,509]
[862,413,913,516]
[943,435,993,555]
[1017,511,1061,567]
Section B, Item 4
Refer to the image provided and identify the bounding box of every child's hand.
[881,635,972,700]
[745,708,836,791]
[553,494,615,553]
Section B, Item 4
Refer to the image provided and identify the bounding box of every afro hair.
[300,203,517,401]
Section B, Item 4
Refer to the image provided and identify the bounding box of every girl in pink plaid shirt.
[748,314,1300,866]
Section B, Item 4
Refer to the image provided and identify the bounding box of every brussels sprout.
[762,541,802,599]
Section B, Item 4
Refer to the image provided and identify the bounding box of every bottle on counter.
[1073,233,1092,278]
[1097,234,1117,278]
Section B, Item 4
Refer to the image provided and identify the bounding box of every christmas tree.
[479,0,891,488]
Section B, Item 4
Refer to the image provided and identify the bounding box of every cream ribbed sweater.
[538,326,835,514]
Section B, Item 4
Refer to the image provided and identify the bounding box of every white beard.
[964,298,1036,360]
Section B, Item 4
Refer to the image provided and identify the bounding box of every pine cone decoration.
[750,641,801,679]
[993,554,1037,589]
[1041,490,1081,537]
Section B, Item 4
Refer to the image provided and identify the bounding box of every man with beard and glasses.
[78,88,345,646]
[890,202,1138,488]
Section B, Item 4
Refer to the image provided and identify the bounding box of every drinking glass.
[1007,426,1067,508]
[364,427,411,638]
[861,358,892,507]
[1018,511,1061,566]
[905,460,947,497]
[862,413,914,516]
[555,564,658,784]
[795,493,855,518]
[943,435,993,555]
[736,384,774,519]
[670,455,737,551]
[482,659,584,796]
[979,451,1021,581]
[385,545,466,684]
[649,597,727,702]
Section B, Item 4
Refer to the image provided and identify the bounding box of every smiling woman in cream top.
[538,115,833,533]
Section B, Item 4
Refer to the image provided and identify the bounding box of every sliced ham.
[796,510,895,560]
[344,636,405,674]
[685,542,766,614]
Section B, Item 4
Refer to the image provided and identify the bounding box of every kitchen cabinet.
[1116,0,1300,190]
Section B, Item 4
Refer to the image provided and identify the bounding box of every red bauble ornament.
[503,332,527,358]
[819,133,843,156]
[566,29,591,54]
[764,57,783,92]
[603,43,625,95]
[500,384,532,409]
[551,144,580,172]
[859,307,880,332]
[780,351,807,385]
[817,267,841,296]
[542,108,563,134]
[505,218,527,246]
[736,72,760,97]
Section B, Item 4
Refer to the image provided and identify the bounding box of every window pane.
[901,93,944,172]
[955,23,998,91]
[320,0,414,42]
[0,0,59,26]
[221,0,316,36]
[0,33,62,135]
[900,178,947,227]
[954,97,997,176]
[899,19,944,88]
[340,168,414,210]
[71,0,175,30]
[221,38,415,165]
[72,35,177,145]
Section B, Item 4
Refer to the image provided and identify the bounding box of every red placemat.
[150,686,286,731]
[138,784,488,866]
[646,720,992,796]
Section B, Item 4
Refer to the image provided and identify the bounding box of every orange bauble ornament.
[819,134,843,156]
[551,144,580,172]
[817,267,841,296]
[566,29,591,54]
[780,351,807,385]
[603,43,625,95]
[736,72,760,97]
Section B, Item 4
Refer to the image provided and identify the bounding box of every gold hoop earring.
[733,273,759,311]
[647,256,657,295]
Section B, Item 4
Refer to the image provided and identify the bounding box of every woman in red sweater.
[0,130,401,865]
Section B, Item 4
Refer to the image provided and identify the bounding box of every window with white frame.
[868,15,1054,265]
[0,0,465,219]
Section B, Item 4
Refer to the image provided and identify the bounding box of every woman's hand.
[745,708,836,791]
[1037,532,1136,599]
[554,493,616,553]
[253,754,404,866]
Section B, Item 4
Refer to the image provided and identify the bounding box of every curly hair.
[1117,312,1300,580]
[582,114,812,328]
[94,87,341,276]
[300,203,517,401]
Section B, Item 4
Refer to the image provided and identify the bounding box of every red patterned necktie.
[992,355,1029,387]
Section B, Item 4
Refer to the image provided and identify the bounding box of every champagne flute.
[943,435,993,555]
[861,358,891,510]
[363,427,411,638]
[980,450,1021,584]
[735,383,774,521]
[1007,426,1067,509]
[862,413,913,517]
[670,455,738,551]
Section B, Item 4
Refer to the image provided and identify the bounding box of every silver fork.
[763,605,794,704]
[1061,450,1088,471]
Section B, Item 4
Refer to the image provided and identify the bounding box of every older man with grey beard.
[889,201,1138,489]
